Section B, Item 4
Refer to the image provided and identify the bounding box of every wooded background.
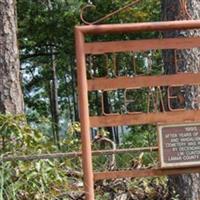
[0,0,199,199]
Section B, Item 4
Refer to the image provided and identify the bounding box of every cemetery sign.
[158,123,200,168]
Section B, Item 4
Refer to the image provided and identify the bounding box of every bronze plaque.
[158,123,200,168]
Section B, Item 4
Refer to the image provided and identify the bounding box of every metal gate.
[75,20,200,199]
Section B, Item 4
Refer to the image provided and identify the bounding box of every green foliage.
[17,0,161,128]
[62,122,82,152]
[123,125,157,147]
[0,114,81,200]
[18,0,82,127]
[0,114,44,154]
[0,160,71,200]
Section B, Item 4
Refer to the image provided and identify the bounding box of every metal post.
[75,28,95,200]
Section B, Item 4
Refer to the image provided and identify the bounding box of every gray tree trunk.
[50,48,60,149]
[0,0,24,114]
[162,0,200,199]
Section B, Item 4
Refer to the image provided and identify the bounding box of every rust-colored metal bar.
[92,146,158,156]
[1,152,82,161]
[75,28,94,200]
[94,167,200,181]
[76,20,200,35]
[1,147,158,162]
[85,37,200,54]
[88,73,200,91]
[90,110,200,127]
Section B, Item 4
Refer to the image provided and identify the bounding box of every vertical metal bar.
[75,28,95,200]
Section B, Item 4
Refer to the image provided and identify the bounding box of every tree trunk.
[0,0,24,114]
[50,48,60,149]
[162,0,200,199]
[69,58,79,121]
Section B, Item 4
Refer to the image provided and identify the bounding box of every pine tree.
[0,0,24,114]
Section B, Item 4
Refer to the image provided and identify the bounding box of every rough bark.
[162,0,200,199]
[0,0,24,114]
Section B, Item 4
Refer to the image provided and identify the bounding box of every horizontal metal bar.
[1,152,82,162]
[94,167,200,180]
[88,73,200,91]
[76,20,200,35]
[90,110,200,127]
[92,146,158,156]
[85,37,200,54]
[1,147,158,162]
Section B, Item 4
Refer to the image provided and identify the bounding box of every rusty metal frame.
[75,20,200,200]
